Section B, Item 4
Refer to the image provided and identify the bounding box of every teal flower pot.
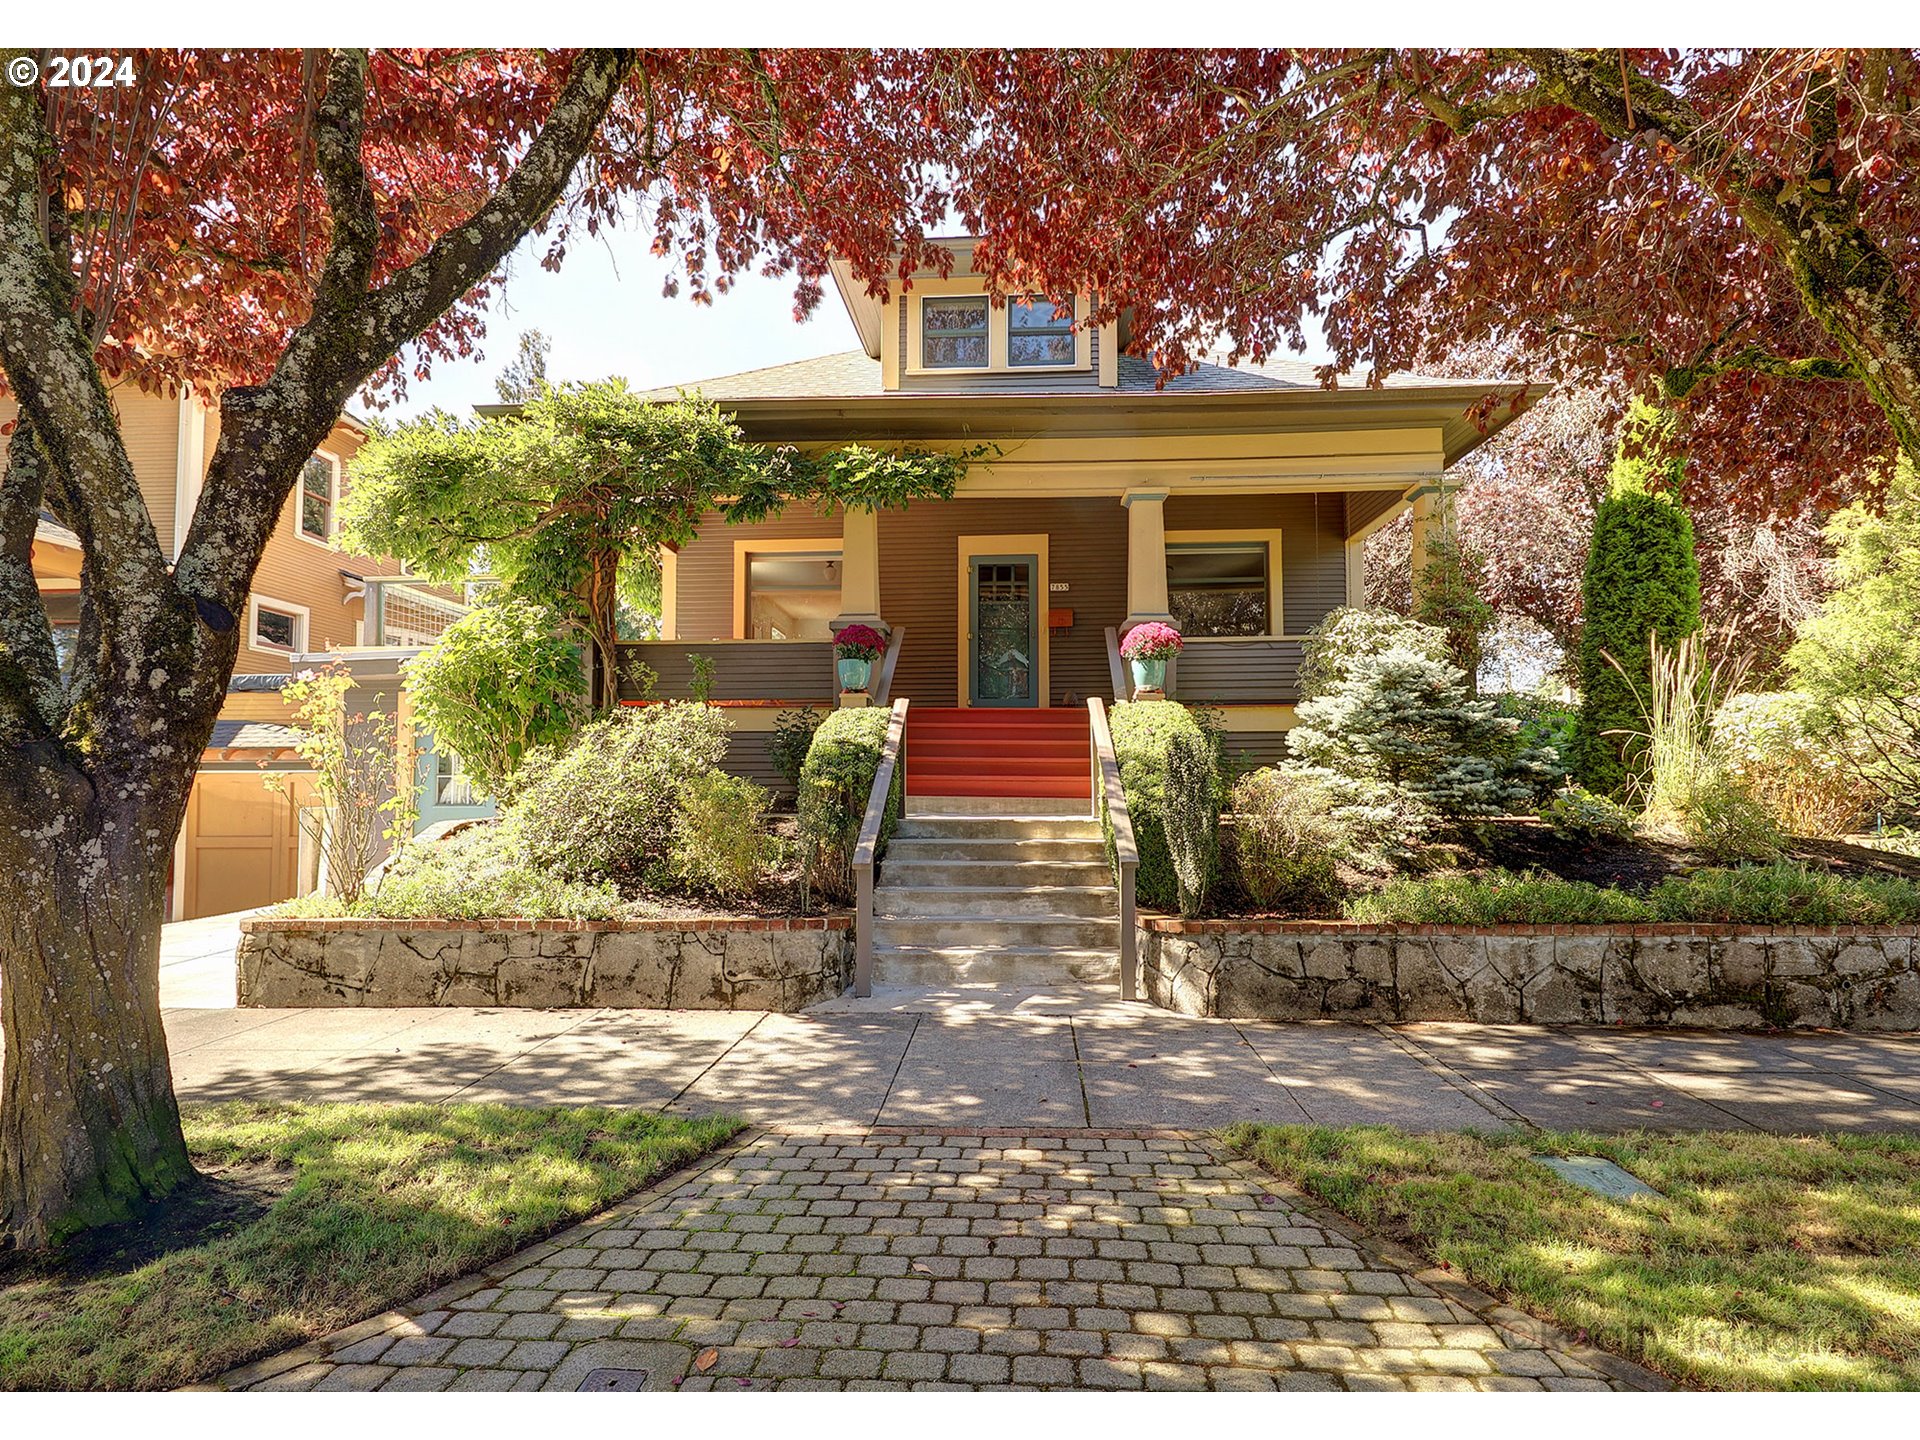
[1130,657,1167,691]
[838,656,873,692]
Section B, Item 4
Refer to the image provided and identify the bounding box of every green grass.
[0,1102,741,1391]
[1222,1124,1920,1390]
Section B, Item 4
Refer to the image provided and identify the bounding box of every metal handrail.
[872,625,907,704]
[1104,626,1129,703]
[852,697,909,998]
[1087,697,1140,1002]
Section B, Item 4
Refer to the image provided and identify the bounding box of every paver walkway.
[215,1129,1649,1392]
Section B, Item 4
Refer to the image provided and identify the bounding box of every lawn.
[0,1102,741,1391]
[1223,1124,1920,1391]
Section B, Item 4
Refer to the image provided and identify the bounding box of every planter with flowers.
[1120,621,1184,695]
[833,623,887,695]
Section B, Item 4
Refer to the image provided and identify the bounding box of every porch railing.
[1087,697,1140,1001]
[615,639,836,703]
[852,698,909,998]
[871,625,907,704]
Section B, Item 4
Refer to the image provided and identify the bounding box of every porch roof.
[610,350,1542,466]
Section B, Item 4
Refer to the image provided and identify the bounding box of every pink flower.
[833,623,887,660]
[1121,622,1184,662]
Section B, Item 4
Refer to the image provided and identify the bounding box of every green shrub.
[1412,527,1497,688]
[277,823,625,920]
[670,771,780,900]
[1541,786,1639,843]
[1164,728,1220,917]
[1109,700,1217,912]
[768,707,824,793]
[1713,691,1869,838]
[1573,401,1702,795]
[1494,692,1577,778]
[503,702,730,884]
[1226,768,1346,915]
[798,706,898,903]
[1648,864,1920,926]
[1344,870,1652,925]
[403,597,586,798]
[1296,607,1451,702]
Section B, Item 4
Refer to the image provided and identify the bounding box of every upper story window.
[921,297,989,369]
[250,596,309,654]
[298,453,338,543]
[1008,296,1075,367]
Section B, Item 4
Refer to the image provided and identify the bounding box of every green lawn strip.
[1221,1123,1920,1391]
[0,1102,742,1391]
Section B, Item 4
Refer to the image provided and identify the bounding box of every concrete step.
[879,857,1115,888]
[872,945,1119,986]
[907,796,1089,817]
[906,773,1091,800]
[884,837,1108,865]
[894,815,1102,842]
[873,885,1118,919]
[871,913,1121,951]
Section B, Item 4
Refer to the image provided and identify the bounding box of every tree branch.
[1663,345,1858,399]
[0,419,66,739]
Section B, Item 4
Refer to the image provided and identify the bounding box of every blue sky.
[387,218,865,419]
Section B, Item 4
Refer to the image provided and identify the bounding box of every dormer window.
[921,297,989,368]
[1009,297,1075,367]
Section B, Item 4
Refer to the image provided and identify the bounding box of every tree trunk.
[0,751,194,1248]
[582,545,622,711]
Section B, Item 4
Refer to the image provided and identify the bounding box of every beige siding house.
[17,384,445,918]
[621,238,1535,801]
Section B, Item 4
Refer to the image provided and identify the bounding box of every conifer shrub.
[1573,402,1702,795]
[1109,701,1218,912]
[1164,728,1220,917]
[797,706,898,903]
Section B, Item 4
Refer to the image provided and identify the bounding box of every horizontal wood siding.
[616,642,834,702]
[878,496,1127,707]
[1172,640,1305,705]
[1218,732,1291,778]
[1345,488,1404,537]
[721,732,787,797]
[673,502,841,640]
[1163,491,1348,634]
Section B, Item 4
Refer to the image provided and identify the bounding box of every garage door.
[180,773,304,919]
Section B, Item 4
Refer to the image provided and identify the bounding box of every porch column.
[1408,483,1441,605]
[1121,488,1173,632]
[832,505,885,631]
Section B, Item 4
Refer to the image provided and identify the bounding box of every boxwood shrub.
[1108,700,1218,913]
[799,706,900,903]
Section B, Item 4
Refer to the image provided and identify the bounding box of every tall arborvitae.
[1573,401,1703,796]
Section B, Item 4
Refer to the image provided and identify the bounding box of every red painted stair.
[905,707,1091,801]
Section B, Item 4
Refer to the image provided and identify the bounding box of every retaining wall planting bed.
[1141,920,1920,1031]
[237,915,852,1011]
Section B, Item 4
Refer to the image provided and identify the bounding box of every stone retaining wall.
[1140,920,1920,1030]
[237,915,852,1011]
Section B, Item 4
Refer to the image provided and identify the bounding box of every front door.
[968,554,1039,707]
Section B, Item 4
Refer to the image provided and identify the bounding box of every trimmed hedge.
[1108,701,1217,912]
[798,706,900,903]
[1343,864,1920,927]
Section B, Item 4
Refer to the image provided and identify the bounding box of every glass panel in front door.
[974,560,1034,704]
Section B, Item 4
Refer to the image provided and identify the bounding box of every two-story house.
[616,237,1538,805]
[18,383,469,919]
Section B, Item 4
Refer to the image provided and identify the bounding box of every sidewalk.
[160,982,1920,1135]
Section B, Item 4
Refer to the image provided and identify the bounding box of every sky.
[385,218,866,420]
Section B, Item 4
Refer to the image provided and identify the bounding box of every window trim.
[731,537,845,640]
[1164,529,1285,639]
[1006,295,1077,369]
[294,449,341,547]
[904,281,1090,377]
[247,594,310,656]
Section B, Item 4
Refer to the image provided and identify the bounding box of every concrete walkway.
[159,983,1920,1135]
[213,1128,1652,1392]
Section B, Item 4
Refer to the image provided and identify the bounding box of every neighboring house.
[617,237,1539,803]
[15,383,471,919]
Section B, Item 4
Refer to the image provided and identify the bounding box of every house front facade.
[622,238,1535,804]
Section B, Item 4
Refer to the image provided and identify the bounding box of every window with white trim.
[1007,296,1075,367]
[298,453,337,542]
[1167,542,1271,637]
[251,599,307,653]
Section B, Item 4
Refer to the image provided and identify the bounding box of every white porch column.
[1408,484,1441,605]
[1121,488,1173,632]
[832,505,885,630]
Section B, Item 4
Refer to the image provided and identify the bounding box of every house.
[618,237,1538,803]
[16,383,476,919]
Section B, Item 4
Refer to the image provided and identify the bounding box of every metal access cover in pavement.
[1535,1154,1662,1199]
[577,1369,651,1392]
